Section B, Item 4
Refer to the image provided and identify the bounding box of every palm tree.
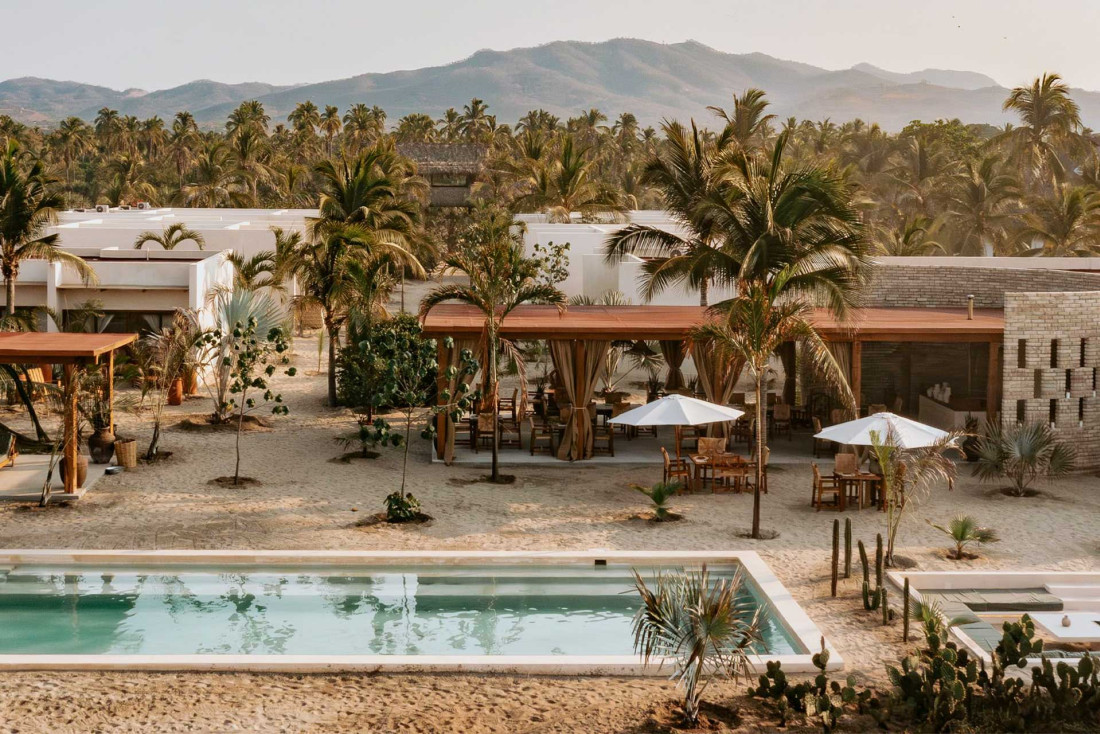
[437,108,462,142]
[226,251,279,291]
[632,565,761,727]
[872,216,946,256]
[513,135,625,223]
[692,278,851,538]
[167,112,200,188]
[603,121,739,306]
[1018,184,1100,256]
[420,206,565,482]
[319,105,342,155]
[999,73,1083,188]
[94,108,121,153]
[180,141,251,207]
[288,101,321,136]
[945,154,1021,255]
[459,98,492,141]
[707,88,775,150]
[50,117,93,190]
[0,141,94,318]
[394,113,437,143]
[133,223,205,250]
[343,104,386,150]
[973,420,1075,497]
[928,515,999,560]
[226,100,270,139]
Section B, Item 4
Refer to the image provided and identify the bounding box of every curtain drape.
[437,337,478,465]
[691,339,745,437]
[659,339,687,391]
[550,339,610,460]
[826,341,853,417]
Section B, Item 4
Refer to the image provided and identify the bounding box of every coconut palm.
[707,88,776,151]
[167,112,200,188]
[437,108,462,142]
[94,108,121,153]
[226,100,270,139]
[394,113,437,143]
[420,206,565,482]
[180,141,252,207]
[288,101,321,136]
[944,154,1021,256]
[872,216,946,256]
[692,277,852,538]
[132,223,205,250]
[0,140,95,318]
[973,420,1075,497]
[459,98,492,141]
[1018,184,1100,256]
[603,121,740,306]
[999,73,1083,188]
[343,104,387,151]
[319,105,342,155]
[512,135,625,223]
[632,565,761,726]
[50,117,93,190]
[928,515,999,560]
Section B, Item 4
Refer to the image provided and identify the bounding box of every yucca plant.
[631,481,681,521]
[972,420,1075,497]
[632,565,761,726]
[928,515,1000,560]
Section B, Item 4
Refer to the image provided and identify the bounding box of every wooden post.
[106,350,115,435]
[986,340,1001,426]
[63,363,78,494]
[851,340,863,417]
[573,340,586,460]
[435,339,448,461]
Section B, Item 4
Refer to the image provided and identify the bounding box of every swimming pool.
[0,551,837,673]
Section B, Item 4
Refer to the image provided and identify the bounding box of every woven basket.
[115,439,138,469]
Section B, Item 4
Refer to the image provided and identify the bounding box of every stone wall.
[1002,291,1100,469]
[863,265,1100,309]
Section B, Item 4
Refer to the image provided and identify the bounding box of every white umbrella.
[608,394,744,427]
[814,412,949,449]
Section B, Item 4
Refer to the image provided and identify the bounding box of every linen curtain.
[550,339,610,460]
[437,337,479,465]
[659,339,687,391]
[691,339,745,437]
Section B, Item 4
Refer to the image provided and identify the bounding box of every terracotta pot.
[87,427,116,464]
[167,377,184,405]
[60,453,89,488]
[40,364,53,383]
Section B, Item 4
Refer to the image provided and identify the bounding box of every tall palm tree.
[226,100,270,139]
[394,113,437,143]
[459,98,492,141]
[1018,184,1100,256]
[50,117,93,190]
[692,278,852,538]
[999,73,1083,188]
[872,216,946,256]
[319,105,342,155]
[94,108,121,154]
[707,88,776,151]
[288,101,321,136]
[604,121,735,305]
[229,127,272,204]
[133,223,205,250]
[0,141,94,318]
[420,206,565,482]
[343,104,386,151]
[437,108,462,142]
[512,134,625,223]
[945,154,1021,255]
[167,112,200,188]
[180,141,251,207]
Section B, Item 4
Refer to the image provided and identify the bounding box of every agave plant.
[631,481,681,521]
[632,565,761,726]
[972,420,1075,497]
[928,515,1000,560]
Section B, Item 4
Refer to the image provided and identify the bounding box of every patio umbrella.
[608,394,744,427]
[813,412,950,449]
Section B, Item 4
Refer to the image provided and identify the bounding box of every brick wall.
[1002,291,1100,469]
[864,265,1100,309]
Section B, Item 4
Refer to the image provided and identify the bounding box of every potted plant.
[79,367,116,465]
[167,376,184,405]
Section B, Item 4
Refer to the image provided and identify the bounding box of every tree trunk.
[2,365,49,441]
[234,399,244,485]
[5,274,15,317]
[487,326,499,483]
[753,371,765,539]
[326,318,339,407]
[699,277,709,308]
[400,409,412,498]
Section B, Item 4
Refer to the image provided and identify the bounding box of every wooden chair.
[867,403,888,416]
[499,415,522,449]
[592,422,615,456]
[0,434,17,469]
[812,462,843,511]
[454,414,474,451]
[772,403,792,440]
[834,452,858,475]
[528,418,554,456]
[696,436,726,457]
[498,388,518,421]
[674,425,702,458]
[730,418,753,450]
[830,408,847,426]
[474,412,498,453]
[661,446,691,489]
[812,416,831,458]
[730,392,746,406]
[713,454,748,493]
[891,395,904,414]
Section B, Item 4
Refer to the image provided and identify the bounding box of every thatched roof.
[397,143,488,175]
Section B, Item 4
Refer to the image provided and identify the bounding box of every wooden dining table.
[689,454,755,493]
[833,471,884,510]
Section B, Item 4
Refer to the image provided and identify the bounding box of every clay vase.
[60,453,89,488]
[87,427,116,465]
[167,377,184,406]
[182,366,199,395]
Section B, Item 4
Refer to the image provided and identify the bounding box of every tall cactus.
[843,518,852,579]
[831,519,840,597]
[859,539,881,611]
[903,577,910,642]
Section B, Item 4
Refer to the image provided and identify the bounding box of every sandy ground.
[0,333,1097,733]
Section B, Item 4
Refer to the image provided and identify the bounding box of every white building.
[2,207,314,333]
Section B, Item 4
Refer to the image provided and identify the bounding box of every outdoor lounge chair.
[0,434,17,470]
[812,462,842,511]
[661,447,691,489]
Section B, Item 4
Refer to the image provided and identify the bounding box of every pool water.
[0,564,799,656]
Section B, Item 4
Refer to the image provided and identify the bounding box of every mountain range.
[4,38,1100,132]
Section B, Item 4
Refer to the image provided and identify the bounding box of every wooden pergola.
[0,332,138,493]
[421,304,1005,418]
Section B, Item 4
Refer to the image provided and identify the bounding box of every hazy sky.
[4,0,1098,91]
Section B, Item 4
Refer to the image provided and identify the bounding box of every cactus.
[881,586,889,626]
[875,533,884,589]
[830,519,839,597]
[903,577,910,642]
[749,639,866,732]
[843,518,852,579]
[859,539,881,611]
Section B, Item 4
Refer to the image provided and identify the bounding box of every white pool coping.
[887,570,1100,665]
[0,549,839,675]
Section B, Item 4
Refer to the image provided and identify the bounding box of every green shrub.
[336,313,436,411]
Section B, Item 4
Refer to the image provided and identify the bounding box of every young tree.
[208,317,295,485]
[972,420,1075,496]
